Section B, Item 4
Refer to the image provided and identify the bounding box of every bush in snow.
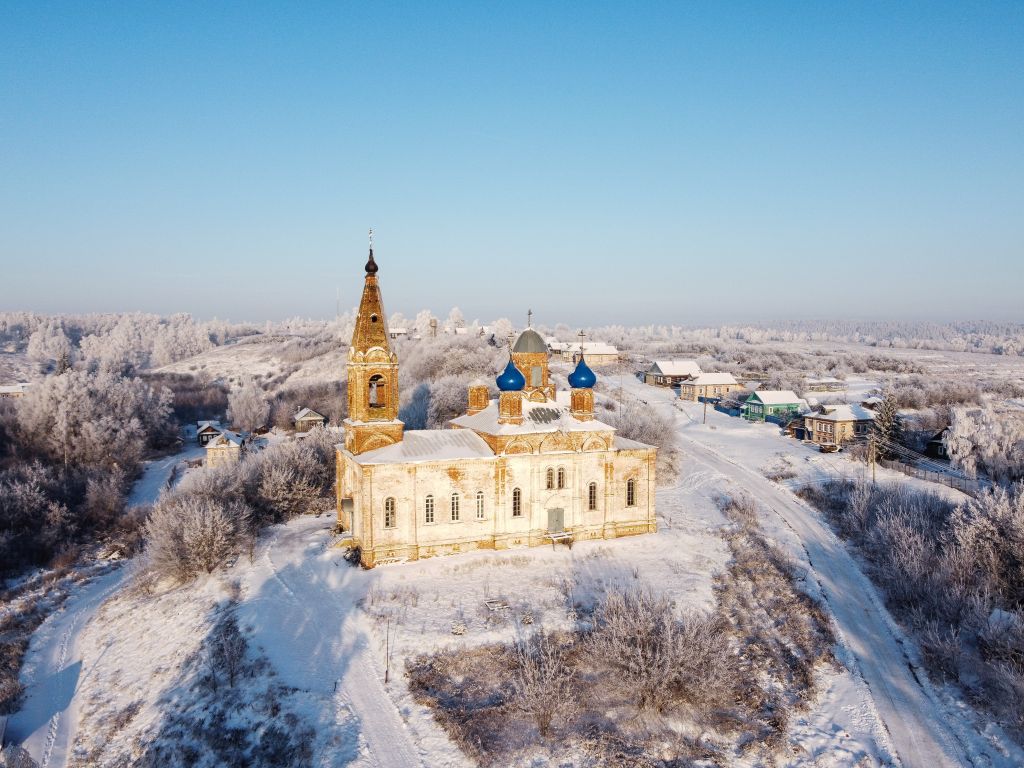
[945,405,1024,484]
[510,630,576,736]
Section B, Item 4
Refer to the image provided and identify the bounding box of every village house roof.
[807,404,876,422]
[648,360,701,377]
[749,390,803,405]
[685,372,738,387]
[0,382,31,395]
[293,407,326,421]
[197,421,222,432]
[207,430,245,448]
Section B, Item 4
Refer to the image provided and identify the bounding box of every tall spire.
[527,308,532,328]
[365,228,378,274]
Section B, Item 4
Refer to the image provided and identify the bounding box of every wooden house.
[925,428,950,461]
[802,404,875,448]
[196,421,223,446]
[678,372,742,402]
[741,390,805,422]
[805,377,846,393]
[293,407,327,432]
[644,360,701,386]
[0,382,31,399]
[548,340,620,366]
[205,430,246,467]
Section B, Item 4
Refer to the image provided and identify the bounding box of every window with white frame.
[424,494,435,524]
[512,487,522,517]
[588,482,598,511]
[557,467,566,489]
[545,468,554,490]
[626,478,637,507]
[451,492,460,522]
[476,491,485,520]
[384,497,396,529]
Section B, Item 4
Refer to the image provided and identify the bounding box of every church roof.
[349,429,495,465]
[512,328,547,354]
[450,391,616,437]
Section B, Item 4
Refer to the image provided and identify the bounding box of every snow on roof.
[389,327,408,334]
[614,435,653,451]
[0,382,31,395]
[685,372,738,386]
[207,430,244,448]
[293,407,326,421]
[749,390,803,405]
[197,421,222,431]
[353,429,495,465]
[649,360,701,377]
[806,376,844,384]
[450,391,615,437]
[807,404,876,422]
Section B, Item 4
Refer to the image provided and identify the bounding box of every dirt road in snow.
[239,520,426,768]
[7,442,201,767]
[622,379,972,768]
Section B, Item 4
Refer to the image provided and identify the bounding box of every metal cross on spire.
[527,309,532,328]
[369,228,374,251]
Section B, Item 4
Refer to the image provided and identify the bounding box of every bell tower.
[344,231,405,454]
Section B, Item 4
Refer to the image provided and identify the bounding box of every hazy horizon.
[2,2,1022,324]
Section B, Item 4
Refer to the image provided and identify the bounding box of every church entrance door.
[547,507,564,532]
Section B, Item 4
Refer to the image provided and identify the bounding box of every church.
[335,244,657,567]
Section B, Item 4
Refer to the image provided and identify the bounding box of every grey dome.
[512,328,547,353]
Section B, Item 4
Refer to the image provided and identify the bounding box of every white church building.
[335,244,657,567]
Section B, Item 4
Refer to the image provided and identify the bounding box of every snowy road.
[620,379,974,768]
[7,442,201,767]
[238,519,427,768]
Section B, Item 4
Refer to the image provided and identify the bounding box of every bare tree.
[145,495,249,581]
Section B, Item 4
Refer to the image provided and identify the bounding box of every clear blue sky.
[2,2,1022,326]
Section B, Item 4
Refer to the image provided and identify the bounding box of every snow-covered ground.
[6,441,203,767]
[616,375,1024,767]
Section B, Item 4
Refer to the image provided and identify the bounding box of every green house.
[742,390,805,422]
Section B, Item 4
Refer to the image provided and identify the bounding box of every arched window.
[512,487,522,517]
[424,494,435,524]
[368,374,386,408]
[476,491,485,520]
[384,497,396,529]
[557,467,566,489]
[626,478,637,507]
[451,492,460,522]
[545,468,554,490]
[588,482,598,511]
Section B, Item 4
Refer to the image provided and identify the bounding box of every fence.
[877,458,988,496]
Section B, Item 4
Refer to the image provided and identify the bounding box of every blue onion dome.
[568,355,597,389]
[495,358,526,391]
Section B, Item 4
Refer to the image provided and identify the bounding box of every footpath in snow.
[235,518,436,768]
[6,442,202,767]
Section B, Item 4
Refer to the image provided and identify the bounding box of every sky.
[1,1,1022,326]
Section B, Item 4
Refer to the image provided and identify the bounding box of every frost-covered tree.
[26,320,73,370]
[227,378,270,432]
[145,495,250,580]
[873,389,903,453]
[945,407,1024,484]
[16,369,173,470]
[490,318,513,346]
[445,306,465,330]
[414,309,437,338]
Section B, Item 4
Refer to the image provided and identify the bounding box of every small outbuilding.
[293,407,327,432]
[644,360,701,387]
[0,382,31,398]
[679,372,742,402]
[925,428,950,460]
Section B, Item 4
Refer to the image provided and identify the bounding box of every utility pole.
[703,397,708,424]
